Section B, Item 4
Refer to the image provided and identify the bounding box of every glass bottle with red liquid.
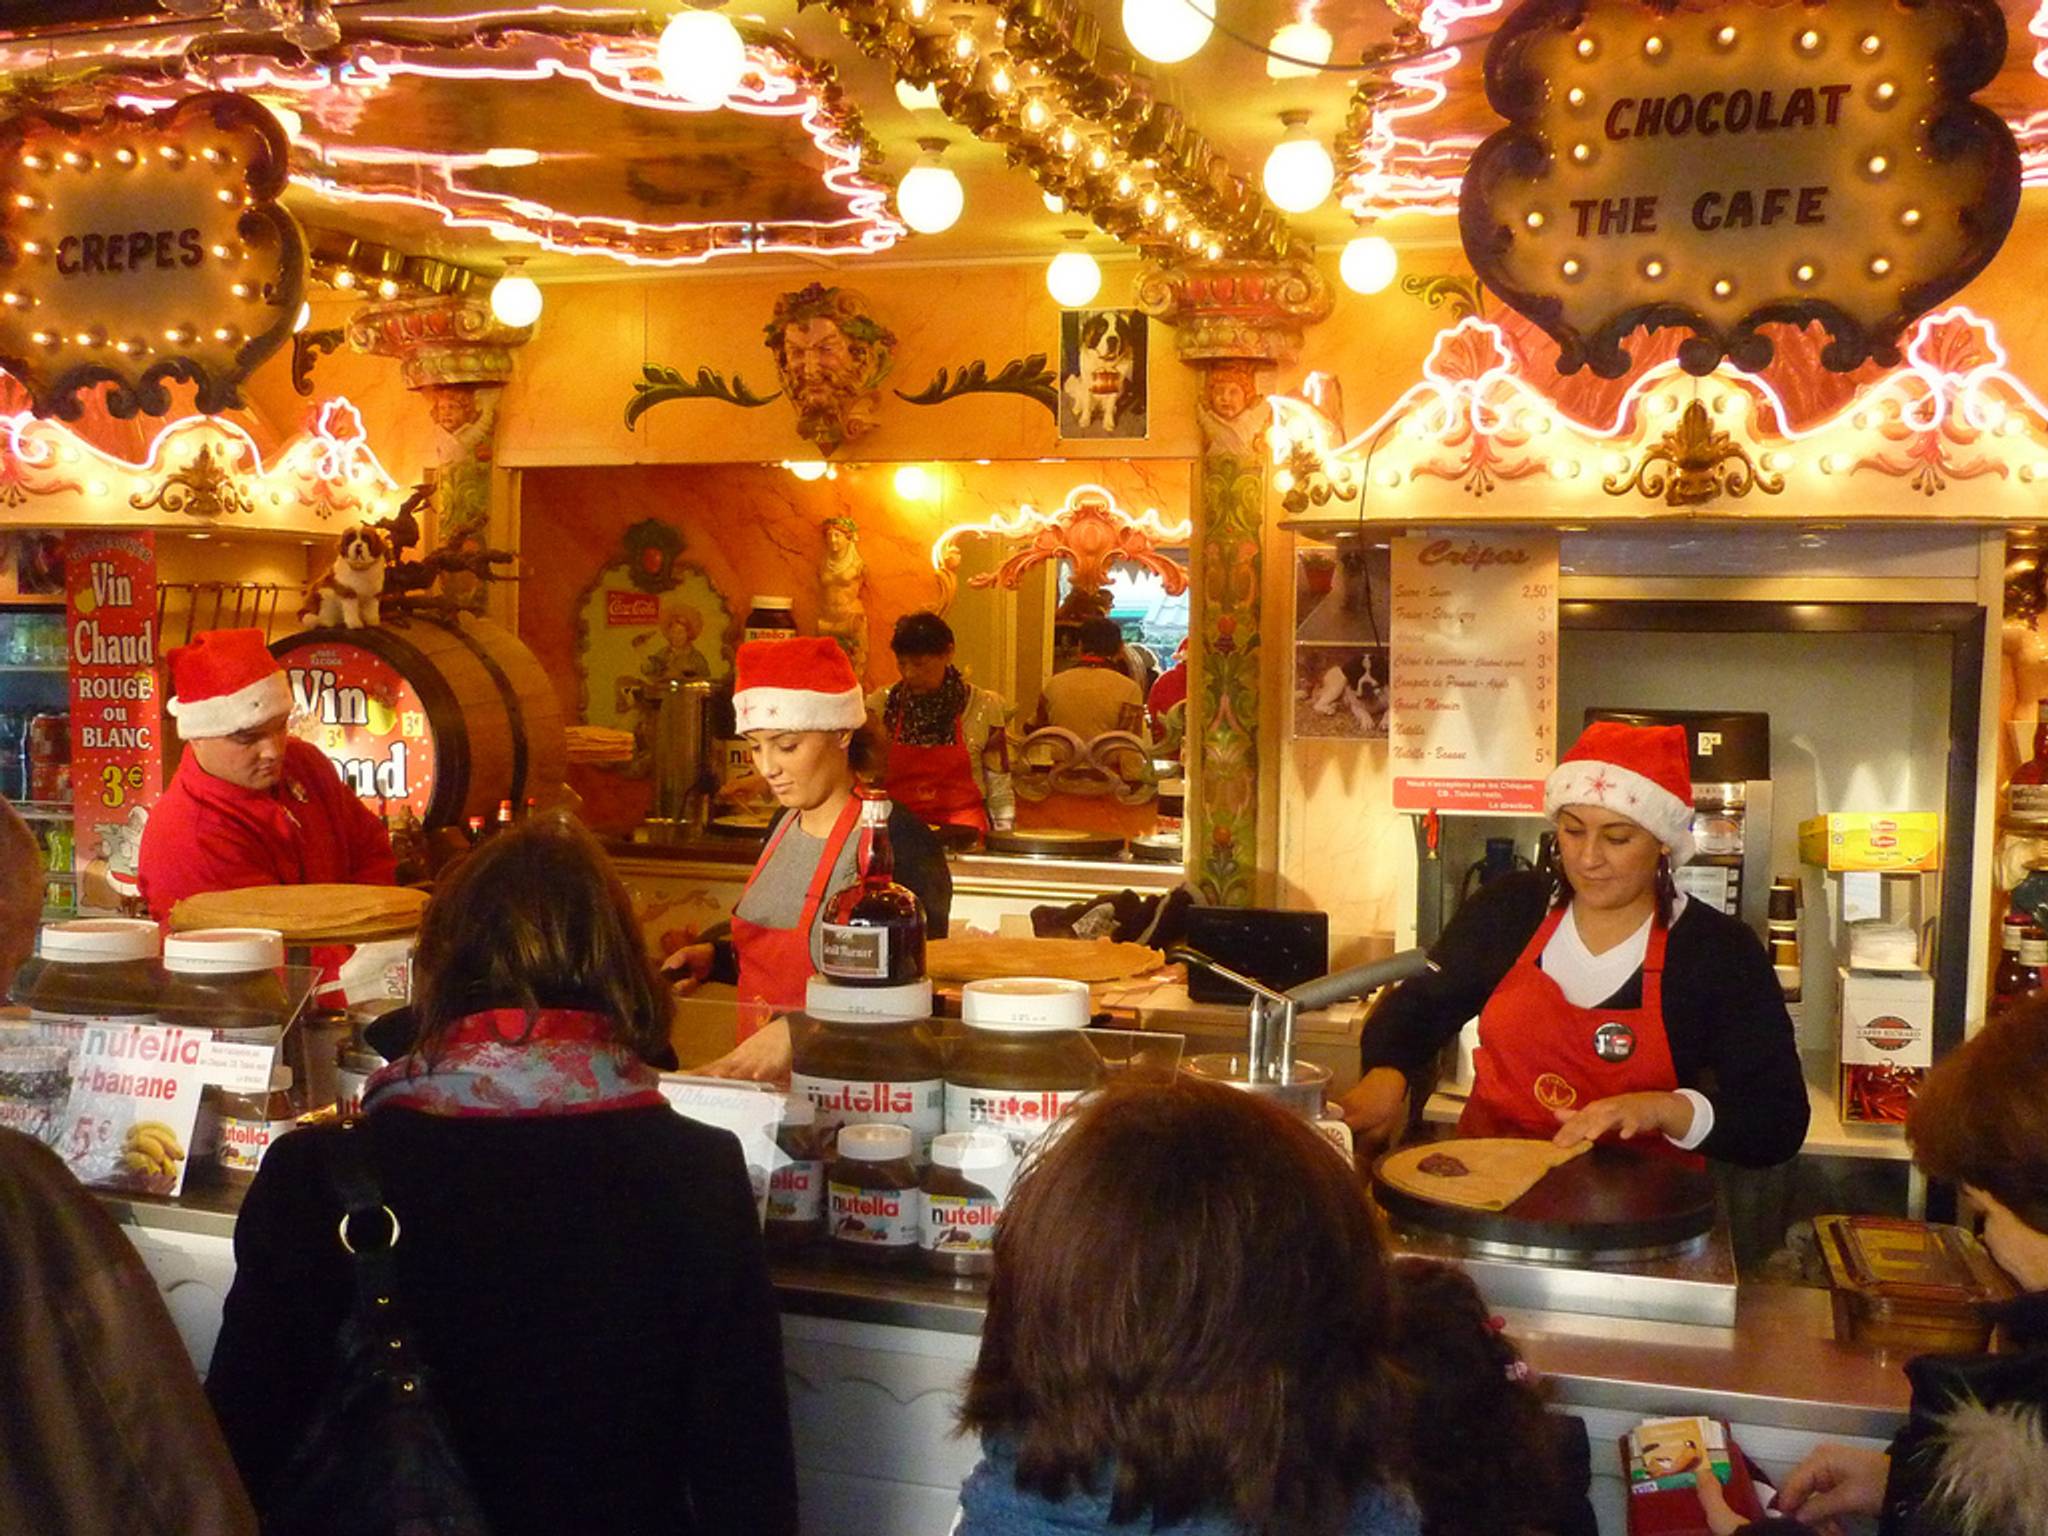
[818,793,926,986]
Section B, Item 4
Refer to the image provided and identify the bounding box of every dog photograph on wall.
[1058,308,1148,440]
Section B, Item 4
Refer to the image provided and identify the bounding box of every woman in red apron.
[662,636,953,1079]
[1340,720,1809,1168]
[871,611,1013,834]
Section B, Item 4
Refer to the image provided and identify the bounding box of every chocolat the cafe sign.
[1460,0,2019,377]
[0,92,305,420]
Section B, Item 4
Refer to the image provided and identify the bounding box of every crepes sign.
[1459,0,2019,377]
[0,91,305,419]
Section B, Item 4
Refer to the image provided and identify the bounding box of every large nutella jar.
[160,929,291,1041]
[827,1122,920,1266]
[919,1130,1012,1278]
[18,919,161,1037]
[944,978,1103,1159]
[790,976,944,1160]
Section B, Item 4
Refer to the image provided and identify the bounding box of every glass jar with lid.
[742,596,799,644]
[15,918,162,1033]
[790,976,943,1161]
[944,977,1103,1157]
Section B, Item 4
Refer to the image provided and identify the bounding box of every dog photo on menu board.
[1058,308,1148,440]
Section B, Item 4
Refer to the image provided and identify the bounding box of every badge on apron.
[1592,1021,1637,1062]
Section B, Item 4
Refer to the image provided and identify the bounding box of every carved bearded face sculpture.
[764,284,897,454]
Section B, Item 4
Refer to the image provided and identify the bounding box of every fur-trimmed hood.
[1921,1398,2048,1536]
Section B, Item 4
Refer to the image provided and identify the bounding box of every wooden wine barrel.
[271,615,566,831]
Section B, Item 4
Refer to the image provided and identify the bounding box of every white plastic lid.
[39,918,161,964]
[164,928,286,974]
[960,977,1090,1033]
[780,1094,817,1127]
[931,1130,1011,1173]
[804,975,934,1024]
[749,596,795,611]
[837,1123,913,1162]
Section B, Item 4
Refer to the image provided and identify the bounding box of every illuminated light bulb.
[895,79,941,112]
[1021,96,1050,130]
[785,459,830,481]
[1122,0,1212,64]
[1875,81,1897,103]
[72,330,97,348]
[213,326,237,343]
[657,9,748,106]
[1794,262,1817,284]
[1339,234,1398,294]
[1860,32,1881,54]
[1551,458,1582,479]
[907,0,930,17]
[158,145,184,163]
[1046,233,1102,307]
[1797,28,1821,52]
[1262,112,1334,214]
[163,326,187,344]
[215,187,236,204]
[1088,143,1110,172]
[1761,451,1786,472]
[201,147,222,163]
[262,102,302,140]
[231,282,251,300]
[1561,257,1582,279]
[1644,34,1664,56]
[1377,467,1400,488]
[1567,87,1587,107]
[1140,191,1161,217]
[210,243,230,259]
[18,241,36,256]
[1266,20,1332,79]
[952,19,978,61]
[1605,452,1629,476]
[1115,171,1136,198]
[1867,154,1889,176]
[1043,191,1066,213]
[1057,125,1079,155]
[490,261,543,326]
[1525,210,1545,230]
[61,150,84,169]
[19,152,44,171]
[1205,240,1223,260]
[114,147,136,166]
[1900,207,1922,227]
[333,268,356,289]
[1713,277,1734,298]
[1869,255,1892,276]
[1571,142,1592,162]
[989,63,1013,93]
[1643,258,1665,279]
[1184,228,1205,251]
[1715,24,1737,46]
[479,147,541,168]
[377,278,399,300]
[1163,210,1181,232]
[28,330,50,347]
[1575,36,1596,58]
[57,446,77,464]
[1821,454,1844,474]
[897,140,964,234]
[12,194,34,209]
[2024,465,2040,483]
[1998,417,2022,438]
[894,464,935,500]
[1,292,19,307]
[87,479,106,497]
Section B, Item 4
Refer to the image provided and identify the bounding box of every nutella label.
[944,1083,1089,1149]
[767,1158,824,1224]
[216,1115,294,1173]
[827,1181,919,1247]
[793,1073,944,1156]
[818,924,888,980]
[920,1190,1000,1255]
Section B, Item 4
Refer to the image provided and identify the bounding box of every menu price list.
[1389,535,1559,815]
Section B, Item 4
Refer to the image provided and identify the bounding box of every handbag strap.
[322,1127,413,1358]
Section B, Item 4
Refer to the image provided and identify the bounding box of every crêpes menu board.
[1389,534,1559,814]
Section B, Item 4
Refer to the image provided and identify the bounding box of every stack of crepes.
[566,725,636,765]
[169,883,430,942]
[924,936,1163,984]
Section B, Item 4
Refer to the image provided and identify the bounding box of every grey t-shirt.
[732,819,861,933]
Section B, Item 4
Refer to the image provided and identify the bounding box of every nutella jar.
[944,978,1103,1159]
[764,1094,828,1248]
[160,929,290,1040]
[790,976,944,1160]
[742,595,799,644]
[919,1130,1012,1277]
[216,1064,299,1183]
[18,919,162,1038]
[827,1122,920,1266]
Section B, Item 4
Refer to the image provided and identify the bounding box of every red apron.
[1460,906,1702,1167]
[728,798,862,1040]
[885,717,990,833]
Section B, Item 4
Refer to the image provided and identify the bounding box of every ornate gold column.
[1139,261,1331,905]
[347,295,533,611]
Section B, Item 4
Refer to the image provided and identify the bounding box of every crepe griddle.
[984,828,1126,860]
[1371,1142,1716,1257]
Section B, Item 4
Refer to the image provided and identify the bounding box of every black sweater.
[1359,871,1810,1167]
[206,1107,798,1536]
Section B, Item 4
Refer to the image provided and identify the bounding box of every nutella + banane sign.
[1460,0,2018,377]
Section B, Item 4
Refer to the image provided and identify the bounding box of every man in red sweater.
[138,628,394,923]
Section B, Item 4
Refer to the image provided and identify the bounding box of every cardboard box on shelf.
[1839,967,1934,1124]
[1798,812,1942,872]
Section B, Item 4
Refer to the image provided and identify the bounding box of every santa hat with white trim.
[1544,720,1697,867]
[165,628,293,740]
[732,636,866,734]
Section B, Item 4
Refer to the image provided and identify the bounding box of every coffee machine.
[648,678,717,838]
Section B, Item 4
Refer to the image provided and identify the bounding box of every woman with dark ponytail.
[1340,721,1807,1169]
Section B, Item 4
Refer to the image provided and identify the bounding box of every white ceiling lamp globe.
[1267,20,1333,79]
[658,9,748,106]
[1122,0,1211,65]
[490,262,544,327]
[1340,234,1399,294]
[894,79,941,111]
[897,140,964,234]
[1263,112,1335,214]
[1046,233,1103,308]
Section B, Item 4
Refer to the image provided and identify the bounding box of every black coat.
[205,1106,798,1536]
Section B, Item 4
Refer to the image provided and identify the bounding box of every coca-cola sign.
[0,92,305,419]
[1459,0,2019,377]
